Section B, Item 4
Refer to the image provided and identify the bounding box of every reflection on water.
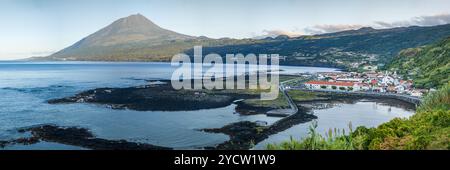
[3,141,88,150]
[0,61,414,150]
[304,98,416,111]
[0,62,340,149]
[254,99,415,149]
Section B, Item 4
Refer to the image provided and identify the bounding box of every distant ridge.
[31,14,450,70]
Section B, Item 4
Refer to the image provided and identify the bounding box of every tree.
[321,86,327,89]
[339,87,346,90]
[332,86,337,90]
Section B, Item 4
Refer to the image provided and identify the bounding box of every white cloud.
[302,13,450,35]
[253,29,303,39]
[374,13,450,28]
[304,24,364,35]
[254,14,450,38]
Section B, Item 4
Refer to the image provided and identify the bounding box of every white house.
[410,89,427,97]
[305,81,355,91]
[410,90,424,97]
[381,76,395,85]
[354,83,371,91]
[336,78,364,83]
[395,85,406,93]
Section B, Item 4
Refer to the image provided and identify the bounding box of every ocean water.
[0,61,414,149]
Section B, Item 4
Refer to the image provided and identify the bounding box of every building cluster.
[303,71,428,97]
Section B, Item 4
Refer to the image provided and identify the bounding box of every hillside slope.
[45,14,197,61]
[388,37,450,88]
[32,14,450,69]
[194,24,450,68]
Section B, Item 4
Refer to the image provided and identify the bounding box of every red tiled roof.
[305,81,354,86]
[370,79,378,84]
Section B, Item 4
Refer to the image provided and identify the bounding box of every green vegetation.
[388,37,450,89]
[42,38,264,62]
[267,121,357,150]
[279,75,302,83]
[267,83,450,150]
[242,75,315,109]
[35,13,450,71]
[287,90,327,102]
[281,76,313,88]
[197,24,450,68]
[243,92,289,109]
[35,14,265,62]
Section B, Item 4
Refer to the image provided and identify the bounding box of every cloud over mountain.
[304,24,364,35]
[253,29,303,39]
[303,13,450,35]
[374,13,450,28]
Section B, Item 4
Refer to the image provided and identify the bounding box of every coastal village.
[287,65,430,98]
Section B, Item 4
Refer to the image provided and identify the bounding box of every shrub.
[267,83,450,150]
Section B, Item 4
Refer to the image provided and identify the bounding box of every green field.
[242,92,290,109]
[287,90,327,102]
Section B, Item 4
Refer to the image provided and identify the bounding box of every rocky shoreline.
[202,106,317,150]
[2,94,416,150]
[0,124,171,150]
[35,79,416,150]
[200,96,416,150]
[234,100,275,115]
[48,80,260,112]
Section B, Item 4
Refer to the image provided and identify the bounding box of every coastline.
[2,60,346,71]
[0,69,417,150]
[201,94,416,150]
[0,124,171,150]
[1,83,416,150]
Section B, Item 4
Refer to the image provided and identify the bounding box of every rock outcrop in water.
[202,107,317,150]
[48,80,259,111]
[0,125,171,150]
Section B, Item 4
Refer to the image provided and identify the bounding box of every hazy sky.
[1,0,450,60]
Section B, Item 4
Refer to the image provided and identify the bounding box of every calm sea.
[0,61,413,150]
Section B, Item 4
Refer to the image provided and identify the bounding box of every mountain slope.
[387,37,450,89]
[193,24,450,68]
[35,14,450,68]
[72,13,192,47]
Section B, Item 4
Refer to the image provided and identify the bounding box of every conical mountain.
[49,14,194,60]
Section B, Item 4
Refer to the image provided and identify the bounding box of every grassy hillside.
[267,83,450,150]
[388,37,450,89]
[42,38,263,62]
[192,24,450,68]
[33,21,450,70]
